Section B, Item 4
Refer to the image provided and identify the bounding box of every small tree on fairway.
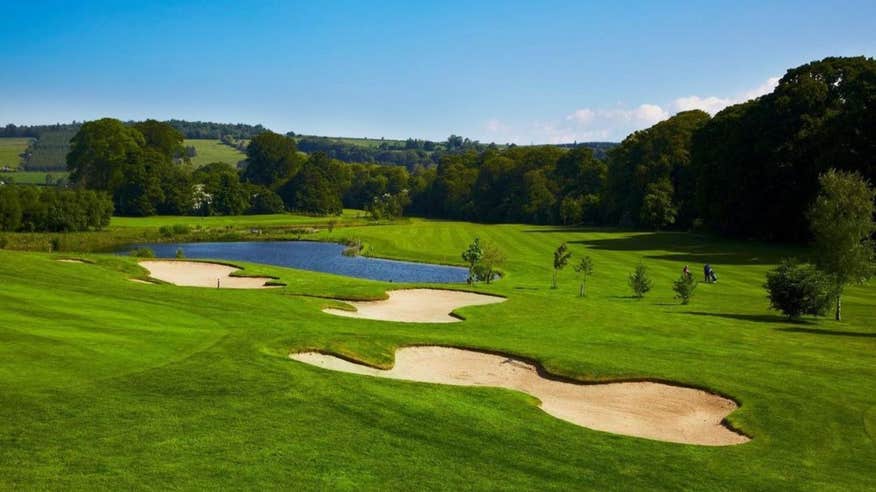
[574,256,593,297]
[808,169,875,320]
[672,274,697,304]
[764,259,832,320]
[474,241,505,284]
[462,238,484,284]
[552,242,572,288]
[629,263,652,298]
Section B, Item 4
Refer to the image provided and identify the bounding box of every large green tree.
[243,131,302,187]
[694,56,876,241]
[605,110,709,228]
[193,163,249,216]
[278,153,349,215]
[133,119,185,160]
[67,118,145,192]
[68,118,195,216]
[808,169,875,320]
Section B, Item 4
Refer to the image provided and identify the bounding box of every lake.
[125,241,470,283]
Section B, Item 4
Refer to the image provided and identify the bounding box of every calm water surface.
[125,241,469,283]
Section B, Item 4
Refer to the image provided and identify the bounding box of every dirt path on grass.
[139,260,275,289]
[291,346,749,446]
[323,289,505,323]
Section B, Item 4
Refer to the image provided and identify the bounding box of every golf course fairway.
[1,219,874,489]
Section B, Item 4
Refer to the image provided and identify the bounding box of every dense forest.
[408,57,875,241]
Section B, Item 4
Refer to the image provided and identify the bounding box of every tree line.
[293,135,616,170]
[417,56,876,242]
[41,56,876,243]
[0,186,112,232]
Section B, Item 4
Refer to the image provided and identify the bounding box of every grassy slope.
[184,139,246,167]
[0,137,32,169]
[1,219,874,490]
[0,171,68,185]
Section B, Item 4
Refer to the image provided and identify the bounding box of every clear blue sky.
[2,1,874,143]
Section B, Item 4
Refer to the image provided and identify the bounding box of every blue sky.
[1,1,874,143]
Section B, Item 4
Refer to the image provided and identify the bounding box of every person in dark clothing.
[704,264,718,283]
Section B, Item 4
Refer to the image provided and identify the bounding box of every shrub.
[130,247,155,258]
[462,238,484,284]
[474,241,505,284]
[172,224,190,235]
[574,256,594,297]
[175,248,185,259]
[248,188,285,214]
[342,239,362,256]
[764,259,832,320]
[672,274,698,304]
[159,225,173,237]
[629,263,652,298]
[552,242,572,288]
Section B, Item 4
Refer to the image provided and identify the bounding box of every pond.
[124,241,470,283]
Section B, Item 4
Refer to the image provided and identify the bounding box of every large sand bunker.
[139,260,276,289]
[323,289,505,323]
[291,346,749,446]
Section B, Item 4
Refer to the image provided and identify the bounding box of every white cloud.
[481,76,780,144]
[631,104,670,125]
[672,76,780,115]
[741,76,780,100]
[566,108,595,125]
[672,95,734,114]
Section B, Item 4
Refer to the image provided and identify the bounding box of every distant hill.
[0,137,32,170]
[1,120,618,171]
[184,139,247,168]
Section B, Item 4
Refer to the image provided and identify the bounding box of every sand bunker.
[139,260,276,289]
[128,278,153,284]
[56,259,85,263]
[323,289,505,323]
[291,346,749,446]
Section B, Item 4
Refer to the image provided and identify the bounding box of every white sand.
[323,289,506,323]
[56,259,85,263]
[139,260,276,289]
[128,278,153,284]
[291,346,749,446]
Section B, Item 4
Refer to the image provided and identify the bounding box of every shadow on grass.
[521,226,632,234]
[558,231,806,266]
[683,311,810,324]
[776,327,876,338]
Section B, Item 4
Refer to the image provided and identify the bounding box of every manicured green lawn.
[184,139,246,167]
[109,209,367,229]
[1,218,874,489]
[0,137,32,169]
[0,171,68,185]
